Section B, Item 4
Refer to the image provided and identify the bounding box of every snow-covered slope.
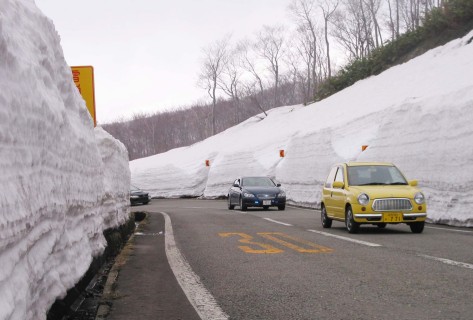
[0,1,130,319]
[131,30,473,227]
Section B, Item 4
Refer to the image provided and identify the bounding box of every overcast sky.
[35,0,292,124]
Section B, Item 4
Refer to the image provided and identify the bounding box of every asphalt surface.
[105,210,199,320]
[107,199,473,320]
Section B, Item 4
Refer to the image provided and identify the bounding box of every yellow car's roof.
[345,162,394,167]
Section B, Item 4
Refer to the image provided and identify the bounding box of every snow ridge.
[0,1,130,319]
[131,29,473,227]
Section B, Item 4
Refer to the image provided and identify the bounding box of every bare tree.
[289,0,320,98]
[218,45,244,124]
[364,0,383,48]
[331,0,375,60]
[386,0,401,41]
[198,38,230,135]
[255,24,287,108]
[318,0,339,78]
[238,39,269,116]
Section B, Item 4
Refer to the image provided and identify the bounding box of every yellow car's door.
[331,166,347,219]
[322,166,338,217]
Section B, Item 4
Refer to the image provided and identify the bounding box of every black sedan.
[130,185,150,205]
[228,176,286,211]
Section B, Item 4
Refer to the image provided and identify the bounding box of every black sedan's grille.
[257,194,276,199]
[372,198,412,212]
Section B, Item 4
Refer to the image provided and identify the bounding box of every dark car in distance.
[228,176,286,211]
[130,185,150,205]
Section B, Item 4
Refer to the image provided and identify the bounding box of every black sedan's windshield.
[347,165,408,186]
[242,177,276,187]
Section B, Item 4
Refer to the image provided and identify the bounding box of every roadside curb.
[95,213,148,320]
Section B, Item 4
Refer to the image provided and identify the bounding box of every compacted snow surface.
[131,31,473,227]
[0,1,130,319]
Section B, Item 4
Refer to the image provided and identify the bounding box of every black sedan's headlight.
[277,191,286,198]
[243,192,255,198]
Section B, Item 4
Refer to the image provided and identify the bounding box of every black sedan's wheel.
[278,205,285,211]
[345,207,359,234]
[228,196,234,210]
[240,197,247,211]
[321,206,332,228]
[410,221,425,233]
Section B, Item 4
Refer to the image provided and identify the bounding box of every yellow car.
[321,162,427,233]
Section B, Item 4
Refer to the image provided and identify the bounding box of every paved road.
[134,199,473,320]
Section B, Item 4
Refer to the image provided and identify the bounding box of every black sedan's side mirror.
[277,183,281,187]
[233,183,240,188]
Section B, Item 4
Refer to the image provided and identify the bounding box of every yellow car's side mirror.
[332,181,345,189]
[409,180,418,187]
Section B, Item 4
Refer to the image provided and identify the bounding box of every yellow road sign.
[71,66,96,126]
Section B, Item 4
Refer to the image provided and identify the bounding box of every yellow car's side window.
[324,167,338,188]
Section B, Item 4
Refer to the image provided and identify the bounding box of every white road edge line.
[161,212,229,320]
[418,254,473,270]
[426,226,473,233]
[307,229,382,247]
[263,218,293,226]
[287,205,318,212]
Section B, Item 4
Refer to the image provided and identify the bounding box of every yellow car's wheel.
[321,206,332,228]
[409,222,425,233]
[346,207,359,234]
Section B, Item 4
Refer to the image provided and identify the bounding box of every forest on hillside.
[103,0,473,160]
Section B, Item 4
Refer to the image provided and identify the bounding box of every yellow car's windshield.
[347,165,408,186]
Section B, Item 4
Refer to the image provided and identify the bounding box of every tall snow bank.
[0,1,130,319]
[131,30,473,227]
[95,127,131,229]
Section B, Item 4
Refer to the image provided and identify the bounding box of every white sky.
[35,0,292,124]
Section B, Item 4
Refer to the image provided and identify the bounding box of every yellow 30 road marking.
[219,232,333,254]
[258,233,333,253]
[219,233,283,254]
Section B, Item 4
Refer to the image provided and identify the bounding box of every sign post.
[71,66,96,126]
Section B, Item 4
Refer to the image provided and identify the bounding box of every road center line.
[418,254,473,270]
[263,218,293,226]
[161,212,229,320]
[426,226,473,233]
[307,229,382,247]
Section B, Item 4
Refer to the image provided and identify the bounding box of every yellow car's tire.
[346,207,359,234]
[321,206,332,228]
[409,221,425,233]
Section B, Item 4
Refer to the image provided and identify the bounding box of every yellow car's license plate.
[384,213,402,222]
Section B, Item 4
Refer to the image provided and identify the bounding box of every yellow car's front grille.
[372,198,412,211]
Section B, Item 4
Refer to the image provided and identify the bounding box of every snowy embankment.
[131,30,473,227]
[0,1,130,319]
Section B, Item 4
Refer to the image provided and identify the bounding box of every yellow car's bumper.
[353,212,427,223]
[351,202,427,223]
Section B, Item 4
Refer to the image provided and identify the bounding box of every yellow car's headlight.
[357,193,370,205]
[414,192,425,204]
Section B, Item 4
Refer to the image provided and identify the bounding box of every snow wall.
[131,30,473,228]
[0,1,130,319]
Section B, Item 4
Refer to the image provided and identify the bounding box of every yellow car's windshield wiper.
[359,182,388,185]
